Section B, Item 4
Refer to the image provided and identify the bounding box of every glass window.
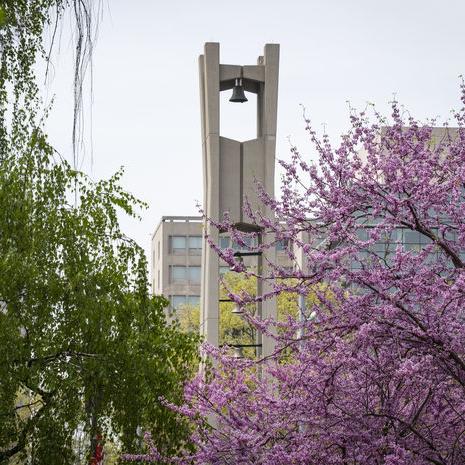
[243,237,253,248]
[373,240,388,256]
[188,266,201,284]
[170,266,186,283]
[187,295,200,306]
[170,236,186,254]
[276,239,289,251]
[232,236,256,251]
[351,249,369,269]
[171,295,187,310]
[420,232,434,245]
[444,229,457,241]
[403,230,422,252]
[157,270,160,289]
[219,266,230,276]
[188,236,202,255]
[403,230,420,243]
[356,228,369,241]
[219,236,230,249]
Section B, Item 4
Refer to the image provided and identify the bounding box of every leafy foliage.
[0,1,199,463]
[0,130,199,464]
[177,272,326,357]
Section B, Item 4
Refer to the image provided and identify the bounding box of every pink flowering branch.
[127,84,465,465]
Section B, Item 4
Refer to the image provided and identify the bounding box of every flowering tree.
[128,88,465,465]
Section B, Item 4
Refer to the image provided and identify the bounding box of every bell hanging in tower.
[229,78,248,103]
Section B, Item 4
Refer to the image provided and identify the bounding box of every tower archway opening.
[220,90,257,142]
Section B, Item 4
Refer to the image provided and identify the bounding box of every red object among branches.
[90,435,104,465]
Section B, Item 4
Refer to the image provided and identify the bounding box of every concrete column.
[199,43,280,358]
[259,44,279,357]
[294,230,309,342]
[200,43,220,347]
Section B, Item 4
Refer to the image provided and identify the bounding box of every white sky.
[43,0,465,259]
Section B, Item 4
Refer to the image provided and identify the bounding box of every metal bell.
[229,254,244,271]
[229,78,248,103]
[232,346,244,359]
[232,303,244,315]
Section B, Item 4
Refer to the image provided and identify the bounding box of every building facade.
[151,216,292,312]
[151,216,203,311]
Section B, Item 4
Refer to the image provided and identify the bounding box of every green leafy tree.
[0,2,199,463]
[0,142,200,464]
[177,272,328,355]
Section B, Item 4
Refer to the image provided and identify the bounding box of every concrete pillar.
[294,230,309,342]
[199,43,220,348]
[199,43,280,357]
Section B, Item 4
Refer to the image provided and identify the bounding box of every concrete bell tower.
[199,42,279,358]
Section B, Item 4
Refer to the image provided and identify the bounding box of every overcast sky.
[43,0,465,259]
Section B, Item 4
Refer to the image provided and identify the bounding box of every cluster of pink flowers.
[133,85,465,464]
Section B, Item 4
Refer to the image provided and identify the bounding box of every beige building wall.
[151,216,203,308]
[151,215,293,312]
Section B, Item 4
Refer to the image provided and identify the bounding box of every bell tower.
[199,43,279,358]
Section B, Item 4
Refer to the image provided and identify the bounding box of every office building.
[151,216,292,312]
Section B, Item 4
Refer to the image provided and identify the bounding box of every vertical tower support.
[199,43,280,358]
